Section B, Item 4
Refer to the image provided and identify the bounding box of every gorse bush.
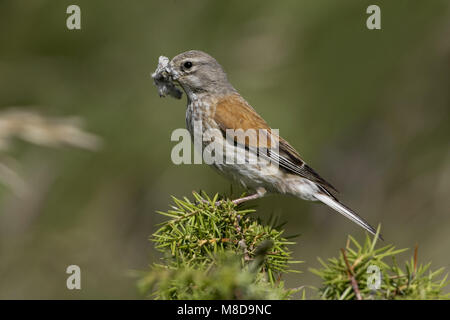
[139,192,449,300]
[139,252,297,300]
[152,192,300,279]
[139,192,301,299]
[310,234,449,300]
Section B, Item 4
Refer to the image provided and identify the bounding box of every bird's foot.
[232,193,263,205]
[198,198,225,206]
[231,188,267,205]
[197,188,267,206]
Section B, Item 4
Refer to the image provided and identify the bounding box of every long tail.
[314,193,382,240]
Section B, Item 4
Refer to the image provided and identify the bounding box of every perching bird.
[160,50,379,237]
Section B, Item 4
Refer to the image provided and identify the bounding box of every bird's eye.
[183,61,193,69]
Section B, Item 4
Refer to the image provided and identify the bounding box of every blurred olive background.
[0,0,449,299]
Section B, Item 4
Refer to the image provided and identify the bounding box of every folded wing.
[213,94,337,193]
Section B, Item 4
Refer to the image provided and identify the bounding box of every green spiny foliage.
[310,228,449,300]
[140,192,448,300]
[153,192,301,280]
[138,252,297,300]
[141,192,301,299]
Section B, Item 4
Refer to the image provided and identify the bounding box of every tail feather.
[314,193,382,240]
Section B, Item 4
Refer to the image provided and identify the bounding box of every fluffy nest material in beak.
[151,56,183,99]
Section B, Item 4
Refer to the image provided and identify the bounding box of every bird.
[160,49,380,238]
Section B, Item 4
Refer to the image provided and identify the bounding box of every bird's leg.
[232,188,267,205]
[232,193,261,205]
[198,188,267,206]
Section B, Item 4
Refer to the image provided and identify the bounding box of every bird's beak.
[167,61,180,81]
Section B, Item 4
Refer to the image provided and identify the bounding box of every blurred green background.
[0,0,449,299]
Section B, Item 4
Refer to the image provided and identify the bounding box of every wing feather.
[213,94,337,193]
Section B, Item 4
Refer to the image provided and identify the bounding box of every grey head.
[169,50,236,99]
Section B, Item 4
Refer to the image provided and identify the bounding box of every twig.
[341,248,363,300]
[235,215,250,261]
